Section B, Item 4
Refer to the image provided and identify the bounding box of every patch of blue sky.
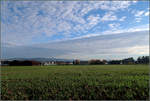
[132,1,149,10]
[36,10,47,17]
[32,32,69,44]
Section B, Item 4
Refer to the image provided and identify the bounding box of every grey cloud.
[2,45,74,59]
[2,30,149,59]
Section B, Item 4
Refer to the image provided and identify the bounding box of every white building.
[43,61,56,65]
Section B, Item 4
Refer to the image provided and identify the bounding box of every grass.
[1,65,149,100]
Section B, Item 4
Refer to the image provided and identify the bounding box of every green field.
[1,65,149,100]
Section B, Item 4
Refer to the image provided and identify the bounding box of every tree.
[137,56,149,64]
[108,60,121,64]
[122,57,135,64]
[89,59,105,65]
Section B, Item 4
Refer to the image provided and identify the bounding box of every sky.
[1,1,149,60]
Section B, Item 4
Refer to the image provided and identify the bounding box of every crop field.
[1,65,149,100]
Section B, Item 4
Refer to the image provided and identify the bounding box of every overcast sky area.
[1,1,149,60]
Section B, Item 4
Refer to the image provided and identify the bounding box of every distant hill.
[4,57,74,62]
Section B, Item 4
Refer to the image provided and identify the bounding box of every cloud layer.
[2,30,149,60]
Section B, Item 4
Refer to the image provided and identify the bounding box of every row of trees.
[137,56,149,64]
[89,60,107,65]
[73,59,107,65]
[121,56,149,64]
[3,60,41,66]
[73,56,149,65]
[1,56,149,66]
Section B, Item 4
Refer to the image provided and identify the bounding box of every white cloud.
[103,24,149,35]
[119,16,126,21]
[108,23,120,29]
[133,10,148,23]
[135,10,145,17]
[99,1,132,11]
[87,15,100,25]
[132,1,137,3]
[144,11,149,16]
[78,1,131,16]
[110,1,132,10]
[101,12,117,21]
[135,17,142,22]
[127,45,149,55]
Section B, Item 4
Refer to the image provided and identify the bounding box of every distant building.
[41,60,73,65]
[1,60,10,66]
[43,61,56,65]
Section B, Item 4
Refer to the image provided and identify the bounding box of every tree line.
[1,56,149,66]
[73,56,149,65]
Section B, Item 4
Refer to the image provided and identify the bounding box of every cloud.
[87,15,100,25]
[79,1,132,16]
[104,24,149,35]
[1,0,149,51]
[132,1,137,3]
[101,12,117,21]
[98,1,132,11]
[135,10,145,17]
[38,24,149,43]
[2,30,149,59]
[132,10,148,22]
[119,16,126,21]
[127,45,149,55]
[108,23,120,30]
[135,17,142,22]
[2,46,74,59]
[144,11,149,16]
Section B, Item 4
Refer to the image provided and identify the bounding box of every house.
[1,60,10,66]
[43,61,56,65]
